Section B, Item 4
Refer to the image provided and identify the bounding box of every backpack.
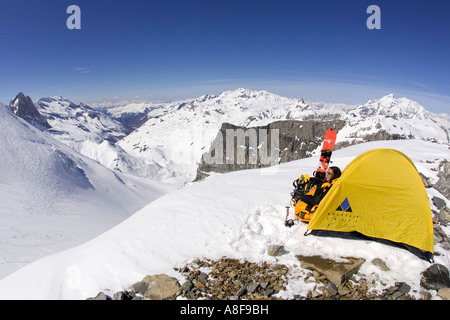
[290,174,311,204]
[294,184,320,222]
[294,180,335,222]
[290,174,324,204]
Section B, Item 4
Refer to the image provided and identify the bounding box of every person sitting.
[294,166,341,222]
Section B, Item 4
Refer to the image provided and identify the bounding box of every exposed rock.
[130,274,180,300]
[179,280,193,294]
[88,257,444,300]
[361,129,409,142]
[434,224,450,248]
[420,264,450,291]
[438,288,450,300]
[432,196,447,209]
[112,291,134,300]
[434,161,450,200]
[438,207,450,226]
[420,290,433,300]
[177,258,289,300]
[325,281,338,296]
[296,255,366,287]
[195,116,419,180]
[198,272,208,284]
[420,173,432,188]
[88,292,112,300]
[9,92,51,131]
[371,258,390,272]
[246,282,260,294]
[393,282,411,299]
[196,120,345,180]
[267,244,285,256]
[378,282,413,300]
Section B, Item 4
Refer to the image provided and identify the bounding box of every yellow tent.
[307,148,434,261]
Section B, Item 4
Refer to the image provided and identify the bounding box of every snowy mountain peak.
[36,95,129,144]
[359,94,430,120]
[219,88,268,99]
[217,88,300,104]
[9,92,51,131]
[29,94,174,184]
[116,88,449,183]
[37,96,88,111]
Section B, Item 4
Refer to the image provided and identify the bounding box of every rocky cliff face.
[9,92,50,131]
[196,119,346,180]
[195,116,427,180]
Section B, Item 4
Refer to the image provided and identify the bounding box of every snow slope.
[0,139,448,299]
[36,96,129,144]
[0,104,174,279]
[35,96,179,185]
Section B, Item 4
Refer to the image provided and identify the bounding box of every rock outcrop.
[196,120,345,180]
[88,258,450,300]
[194,118,423,180]
[9,92,50,131]
[435,160,450,200]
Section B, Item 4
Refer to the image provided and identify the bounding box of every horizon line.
[1,83,449,116]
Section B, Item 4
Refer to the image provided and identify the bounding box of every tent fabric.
[307,148,434,261]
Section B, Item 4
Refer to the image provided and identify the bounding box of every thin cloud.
[73,67,91,74]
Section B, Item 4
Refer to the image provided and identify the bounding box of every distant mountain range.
[112,88,450,181]
[0,99,173,277]
[5,88,450,186]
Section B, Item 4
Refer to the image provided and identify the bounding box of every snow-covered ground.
[0,104,174,279]
[0,139,448,300]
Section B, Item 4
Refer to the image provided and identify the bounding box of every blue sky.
[1,0,449,113]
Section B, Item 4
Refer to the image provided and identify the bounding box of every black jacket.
[300,179,337,206]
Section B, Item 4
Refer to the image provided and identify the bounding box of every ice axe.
[284,205,294,227]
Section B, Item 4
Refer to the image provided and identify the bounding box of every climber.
[294,166,341,222]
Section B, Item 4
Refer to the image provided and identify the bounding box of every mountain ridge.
[9,92,51,131]
[115,88,450,183]
[5,88,450,186]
